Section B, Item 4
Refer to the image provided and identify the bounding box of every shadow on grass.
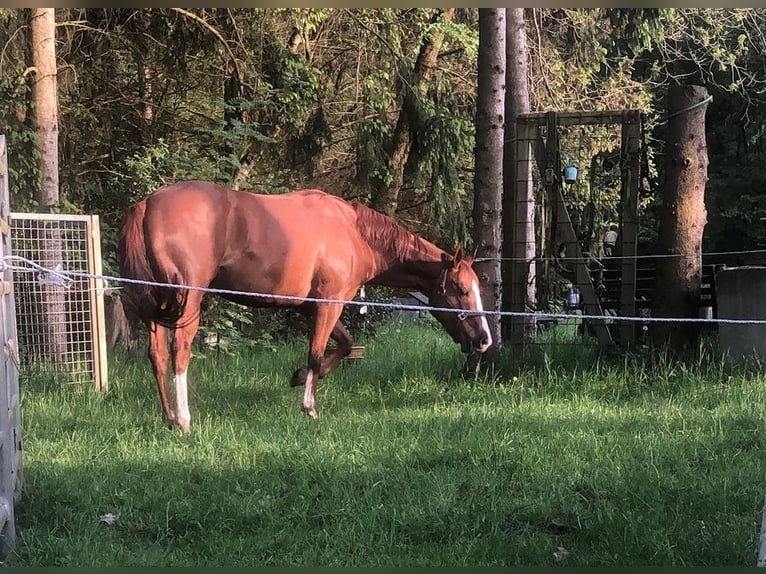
[11,398,763,567]
[16,322,762,566]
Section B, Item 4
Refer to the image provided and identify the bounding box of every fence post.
[88,215,108,392]
[0,134,22,560]
[758,492,766,566]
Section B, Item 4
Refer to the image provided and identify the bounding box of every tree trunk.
[105,292,138,354]
[370,8,455,216]
[472,8,505,356]
[650,84,710,350]
[502,7,536,343]
[31,8,59,210]
[31,8,67,361]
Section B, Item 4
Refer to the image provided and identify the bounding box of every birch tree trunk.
[31,8,59,210]
[502,7,536,343]
[31,7,67,361]
[138,41,155,147]
[472,8,506,355]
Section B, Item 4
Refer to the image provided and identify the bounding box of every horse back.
[120,181,374,315]
[214,186,375,301]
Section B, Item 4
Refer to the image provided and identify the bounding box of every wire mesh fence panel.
[9,213,107,390]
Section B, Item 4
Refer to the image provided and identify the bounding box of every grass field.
[8,319,766,566]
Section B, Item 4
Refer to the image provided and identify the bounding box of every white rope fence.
[475,248,766,263]
[2,254,766,325]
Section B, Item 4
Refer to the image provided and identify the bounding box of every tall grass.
[9,319,766,566]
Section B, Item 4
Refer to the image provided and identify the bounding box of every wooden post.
[553,178,614,346]
[618,111,641,341]
[87,215,108,392]
[506,118,534,347]
[758,492,766,566]
[511,108,646,347]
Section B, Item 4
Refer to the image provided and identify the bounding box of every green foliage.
[196,300,294,355]
[0,79,40,210]
[705,167,766,251]
[3,7,766,342]
[431,17,479,61]
[191,98,277,184]
[534,9,656,112]
[663,9,758,93]
[354,110,395,197]
[413,112,474,246]
[601,8,670,55]
[121,141,179,195]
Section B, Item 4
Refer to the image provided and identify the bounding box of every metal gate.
[0,135,23,560]
[9,213,108,391]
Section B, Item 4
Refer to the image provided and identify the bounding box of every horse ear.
[453,244,464,266]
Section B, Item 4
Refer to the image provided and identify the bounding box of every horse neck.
[370,235,445,292]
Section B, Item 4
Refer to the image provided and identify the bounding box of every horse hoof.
[304,407,318,419]
[290,368,308,387]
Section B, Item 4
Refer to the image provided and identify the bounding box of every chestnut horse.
[118,180,492,432]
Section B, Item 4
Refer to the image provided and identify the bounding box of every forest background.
[1,7,765,347]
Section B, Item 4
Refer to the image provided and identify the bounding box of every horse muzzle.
[473,333,492,353]
[461,313,492,354]
[460,332,492,354]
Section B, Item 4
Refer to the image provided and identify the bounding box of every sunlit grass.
[9,319,766,566]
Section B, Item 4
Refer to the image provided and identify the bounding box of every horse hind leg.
[320,320,353,377]
[148,323,176,429]
[170,294,204,433]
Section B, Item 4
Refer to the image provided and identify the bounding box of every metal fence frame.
[10,212,108,392]
[0,135,22,560]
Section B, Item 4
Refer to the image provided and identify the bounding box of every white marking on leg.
[472,280,493,351]
[302,369,318,419]
[174,369,191,432]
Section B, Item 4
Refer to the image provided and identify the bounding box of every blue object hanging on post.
[566,285,580,311]
[563,161,578,184]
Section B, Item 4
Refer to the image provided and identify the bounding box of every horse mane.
[351,201,427,260]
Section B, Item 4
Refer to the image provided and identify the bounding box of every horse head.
[428,245,493,354]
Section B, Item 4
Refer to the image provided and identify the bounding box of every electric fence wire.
[3,254,766,326]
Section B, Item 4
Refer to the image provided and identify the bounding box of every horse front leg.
[290,319,353,386]
[302,303,345,419]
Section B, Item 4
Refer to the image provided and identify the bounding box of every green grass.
[9,319,766,566]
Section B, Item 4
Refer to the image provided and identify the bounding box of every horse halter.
[437,267,470,322]
[438,267,448,295]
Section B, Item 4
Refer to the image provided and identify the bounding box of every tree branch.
[171,8,241,84]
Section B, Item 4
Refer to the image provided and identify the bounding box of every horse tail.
[117,201,188,328]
